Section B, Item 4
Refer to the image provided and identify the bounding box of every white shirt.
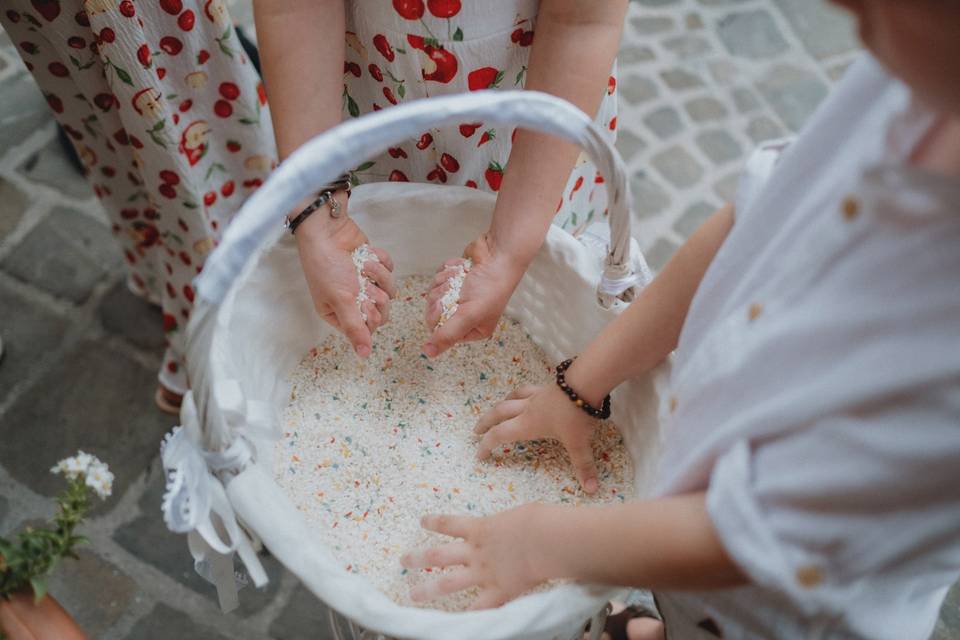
[652,55,960,640]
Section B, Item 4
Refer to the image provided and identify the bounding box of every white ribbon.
[160,382,273,612]
[598,270,646,297]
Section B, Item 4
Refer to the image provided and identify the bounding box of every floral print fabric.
[1,0,276,394]
[343,0,619,238]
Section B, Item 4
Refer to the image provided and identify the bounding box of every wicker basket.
[160,91,667,640]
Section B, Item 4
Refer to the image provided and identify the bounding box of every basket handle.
[196,90,640,307]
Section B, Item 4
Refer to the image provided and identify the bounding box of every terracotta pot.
[0,590,86,640]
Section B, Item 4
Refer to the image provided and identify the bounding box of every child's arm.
[473,205,735,493]
[566,203,734,401]
[401,493,746,608]
[421,0,630,358]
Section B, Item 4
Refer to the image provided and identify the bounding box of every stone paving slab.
[127,604,233,640]
[267,585,340,640]
[0,340,175,512]
[47,550,143,638]
[0,280,69,405]
[1,206,121,304]
[0,72,50,151]
[0,177,28,238]
[113,464,287,617]
[98,281,167,351]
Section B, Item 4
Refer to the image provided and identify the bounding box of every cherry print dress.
[343,0,618,242]
[1,0,277,395]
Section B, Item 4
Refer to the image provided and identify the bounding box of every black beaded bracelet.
[555,358,611,420]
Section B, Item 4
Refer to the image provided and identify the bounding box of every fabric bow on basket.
[160,381,272,612]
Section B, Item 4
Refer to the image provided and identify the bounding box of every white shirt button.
[841,196,860,221]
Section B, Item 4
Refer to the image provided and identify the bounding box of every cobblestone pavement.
[1,1,958,638]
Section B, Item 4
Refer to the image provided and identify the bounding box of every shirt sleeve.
[706,382,960,618]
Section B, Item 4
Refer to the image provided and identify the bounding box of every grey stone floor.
[0,0,957,638]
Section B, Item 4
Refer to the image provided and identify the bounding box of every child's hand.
[475,384,600,494]
[295,199,396,357]
[421,233,524,358]
[400,505,550,609]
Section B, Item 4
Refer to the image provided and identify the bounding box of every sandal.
[586,602,661,640]
[155,385,183,416]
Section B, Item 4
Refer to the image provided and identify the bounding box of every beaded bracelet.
[555,358,611,420]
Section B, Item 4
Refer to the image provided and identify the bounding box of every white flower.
[84,462,114,499]
[51,450,113,499]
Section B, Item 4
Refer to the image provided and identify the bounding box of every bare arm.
[254,0,396,357]
[403,493,745,607]
[491,0,629,265]
[423,0,629,356]
[471,205,735,492]
[566,204,735,405]
[254,0,345,160]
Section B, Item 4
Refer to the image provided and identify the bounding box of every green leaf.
[355,161,375,172]
[425,37,440,48]
[397,83,406,99]
[395,47,407,55]
[114,65,133,86]
[347,95,359,118]
[151,119,165,132]
[29,577,47,603]
[494,70,504,87]
[349,174,360,187]
[571,212,577,225]
[238,117,258,125]
[452,27,463,41]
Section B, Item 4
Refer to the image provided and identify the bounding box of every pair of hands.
[400,382,600,609]
[295,198,521,359]
[296,201,604,610]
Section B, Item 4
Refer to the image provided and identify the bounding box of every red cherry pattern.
[459,122,481,137]
[48,61,68,77]
[373,34,394,62]
[160,36,183,55]
[178,10,195,31]
[30,0,60,22]
[427,0,460,18]
[137,44,151,67]
[214,100,233,117]
[160,0,182,16]
[392,0,424,21]
[219,82,240,100]
[440,153,459,173]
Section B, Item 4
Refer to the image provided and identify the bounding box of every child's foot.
[155,384,183,416]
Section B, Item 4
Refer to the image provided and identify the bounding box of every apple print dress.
[0,0,276,395]
[343,0,619,243]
